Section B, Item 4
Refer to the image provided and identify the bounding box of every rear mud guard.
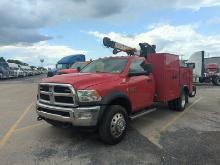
[189,85,196,97]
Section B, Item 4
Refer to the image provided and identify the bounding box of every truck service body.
[36,38,195,144]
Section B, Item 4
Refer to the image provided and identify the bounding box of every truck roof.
[57,54,85,64]
[100,55,144,60]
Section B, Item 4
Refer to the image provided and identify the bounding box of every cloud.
[0,27,52,45]
[206,17,220,25]
[1,0,220,45]
[0,42,87,67]
[88,24,220,59]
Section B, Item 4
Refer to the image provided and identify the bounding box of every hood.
[58,69,78,74]
[42,73,120,89]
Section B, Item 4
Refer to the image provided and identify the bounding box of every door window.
[129,60,146,73]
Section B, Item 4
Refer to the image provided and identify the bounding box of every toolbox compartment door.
[148,53,180,102]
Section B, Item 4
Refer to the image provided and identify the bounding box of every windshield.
[70,62,86,69]
[0,62,9,68]
[81,58,128,73]
[56,64,70,69]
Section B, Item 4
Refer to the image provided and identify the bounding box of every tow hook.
[37,116,43,121]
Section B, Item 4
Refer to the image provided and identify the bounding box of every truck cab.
[0,62,10,79]
[8,63,25,78]
[58,61,91,75]
[47,54,85,77]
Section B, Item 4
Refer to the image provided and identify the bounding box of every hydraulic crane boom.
[103,37,137,55]
[103,37,156,58]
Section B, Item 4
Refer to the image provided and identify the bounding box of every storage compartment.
[148,53,180,102]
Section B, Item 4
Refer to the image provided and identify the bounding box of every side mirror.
[141,63,152,74]
[187,63,195,69]
[77,66,81,72]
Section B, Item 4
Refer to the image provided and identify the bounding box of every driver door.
[127,59,155,112]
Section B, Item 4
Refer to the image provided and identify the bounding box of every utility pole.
[40,59,44,67]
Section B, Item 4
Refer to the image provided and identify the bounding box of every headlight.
[77,90,102,102]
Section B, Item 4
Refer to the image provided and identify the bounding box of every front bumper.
[36,101,101,126]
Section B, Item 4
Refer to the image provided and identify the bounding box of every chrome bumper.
[36,101,101,126]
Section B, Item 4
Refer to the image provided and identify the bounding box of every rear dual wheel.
[168,90,188,111]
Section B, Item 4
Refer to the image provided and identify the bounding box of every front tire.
[214,77,220,86]
[99,105,128,145]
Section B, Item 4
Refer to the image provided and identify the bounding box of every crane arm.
[103,37,137,55]
[103,37,156,58]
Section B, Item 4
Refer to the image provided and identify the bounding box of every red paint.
[206,63,219,74]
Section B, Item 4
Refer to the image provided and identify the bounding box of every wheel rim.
[217,79,220,84]
[110,113,126,138]
[181,93,186,108]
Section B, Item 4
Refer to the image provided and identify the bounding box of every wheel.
[44,119,69,128]
[214,77,220,86]
[174,90,187,111]
[99,105,128,145]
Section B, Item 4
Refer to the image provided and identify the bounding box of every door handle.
[147,79,152,83]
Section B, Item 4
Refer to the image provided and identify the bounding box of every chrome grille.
[38,83,76,107]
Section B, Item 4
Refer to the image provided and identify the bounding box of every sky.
[0,0,220,68]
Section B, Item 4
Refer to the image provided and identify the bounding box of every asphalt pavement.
[0,75,220,165]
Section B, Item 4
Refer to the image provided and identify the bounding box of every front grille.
[54,86,71,93]
[38,107,70,117]
[40,85,49,92]
[38,83,76,107]
[55,96,74,104]
[40,94,49,101]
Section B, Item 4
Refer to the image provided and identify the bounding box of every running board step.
[129,108,157,120]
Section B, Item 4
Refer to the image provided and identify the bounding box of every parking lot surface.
[0,75,220,165]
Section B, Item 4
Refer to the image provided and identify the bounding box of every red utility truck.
[36,37,196,144]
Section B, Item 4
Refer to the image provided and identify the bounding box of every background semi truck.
[57,61,91,75]
[188,51,220,85]
[47,54,85,77]
[36,37,195,144]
